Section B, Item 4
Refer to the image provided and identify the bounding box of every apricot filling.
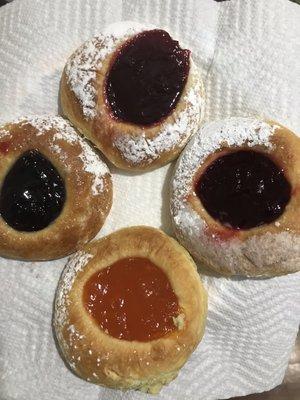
[83,257,180,341]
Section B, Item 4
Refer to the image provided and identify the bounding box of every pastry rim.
[0,116,112,260]
[171,117,300,277]
[60,21,204,171]
[53,226,207,393]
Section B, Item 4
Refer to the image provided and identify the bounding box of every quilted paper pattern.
[0,1,299,399]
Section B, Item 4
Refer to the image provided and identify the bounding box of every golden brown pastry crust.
[53,226,207,393]
[60,21,204,171]
[171,117,300,277]
[0,116,112,260]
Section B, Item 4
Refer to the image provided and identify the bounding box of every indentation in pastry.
[83,257,180,342]
[53,226,207,393]
[105,29,190,126]
[0,115,112,260]
[61,21,204,171]
[195,149,291,230]
[171,117,300,276]
[0,149,66,232]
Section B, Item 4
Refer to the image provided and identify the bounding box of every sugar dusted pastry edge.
[0,115,112,260]
[60,21,205,171]
[53,226,207,393]
[171,117,300,277]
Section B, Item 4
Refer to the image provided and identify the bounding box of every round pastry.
[171,117,300,277]
[0,116,112,260]
[53,226,207,393]
[60,21,204,171]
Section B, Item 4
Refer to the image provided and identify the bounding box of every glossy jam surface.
[196,150,291,230]
[0,150,65,232]
[83,257,180,342]
[105,29,190,126]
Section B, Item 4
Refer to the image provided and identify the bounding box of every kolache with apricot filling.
[54,226,207,393]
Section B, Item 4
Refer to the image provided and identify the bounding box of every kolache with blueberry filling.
[0,116,112,260]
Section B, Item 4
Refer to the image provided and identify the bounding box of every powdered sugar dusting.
[65,22,204,166]
[0,126,11,138]
[27,115,72,135]
[7,115,79,141]
[172,117,276,206]
[65,37,105,119]
[102,21,151,38]
[170,117,299,276]
[2,115,72,135]
[66,21,152,120]
[79,140,109,195]
[48,117,110,195]
[54,251,93,327]
[114,66,203,165]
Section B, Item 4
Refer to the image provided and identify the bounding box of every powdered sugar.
[1,115,71,135]
[102,21,151,38]
[65,37,105,119]
[65,22,204,167]
[114,65,203,165]
[172,117,277,207]
[65,21,152,120]
[79,140,109,195]
[7,114,79,140]
[243,231,300,272]
[0,127,11,138]
[170,117,300,276]
[27,115,73,135]
[54,250,93,327]
[53,251,94,374]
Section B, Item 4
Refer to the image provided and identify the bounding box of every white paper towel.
[0,1,299,399]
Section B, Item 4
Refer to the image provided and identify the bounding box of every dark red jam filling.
[105,29,190,126]
[196,150,291,230]
[0,150,65,232]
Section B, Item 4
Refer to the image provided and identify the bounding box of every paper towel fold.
[0,0,299,399]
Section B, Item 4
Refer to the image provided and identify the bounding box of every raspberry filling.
[105,29,190,126]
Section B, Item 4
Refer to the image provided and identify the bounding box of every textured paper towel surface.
[0,1,300,400]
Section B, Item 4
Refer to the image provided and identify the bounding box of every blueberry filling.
[0,150,66,232]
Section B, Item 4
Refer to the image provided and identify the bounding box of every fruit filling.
[0,149,65,232]
[105,29,190,126]
[83,257,180,341]
[196,150,291,230]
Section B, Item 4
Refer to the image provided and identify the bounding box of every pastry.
[0,116,112,260]
[60,21,204,171]
[171,117,300,277]
[53,226,207,393]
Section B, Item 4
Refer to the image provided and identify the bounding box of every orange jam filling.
[83,257,180,342]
